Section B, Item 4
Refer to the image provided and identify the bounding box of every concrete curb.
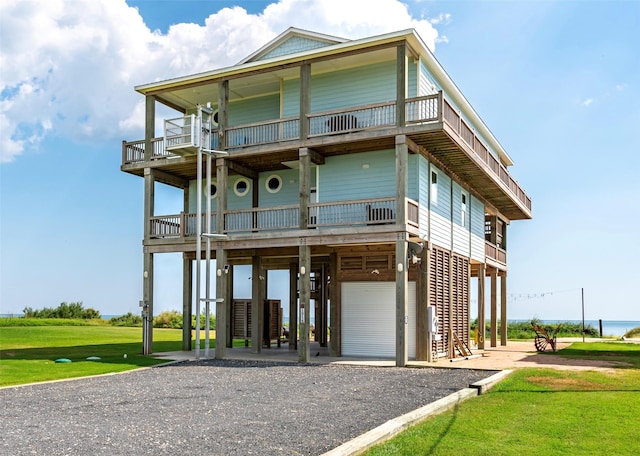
[469,369,513,394]
[321,387,478,456]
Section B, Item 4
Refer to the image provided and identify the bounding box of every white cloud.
[581,98,593,107]
[430,13,452,25]
[0,0,444,163]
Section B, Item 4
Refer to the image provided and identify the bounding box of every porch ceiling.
[152,48,396,112]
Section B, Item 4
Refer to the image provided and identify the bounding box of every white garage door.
[341,282,416,358]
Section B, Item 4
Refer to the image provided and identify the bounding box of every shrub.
[192,313,216,330]
[154,310,183,329]
[22,302,101,319]
[624,327,640,339]
[109,312,143,327]
[470,318,599,340]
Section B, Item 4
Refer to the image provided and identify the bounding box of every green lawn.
[366,342,640,455]
[0,325,230,387]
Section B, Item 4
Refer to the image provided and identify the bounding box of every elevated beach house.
[121,27,531,366]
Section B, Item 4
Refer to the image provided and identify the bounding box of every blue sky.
[1,0,638,322]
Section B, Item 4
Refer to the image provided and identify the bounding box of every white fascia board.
[135,29,415,95]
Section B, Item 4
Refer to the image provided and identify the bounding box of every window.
[430,170,438,205]
[265,174,282,194]
[234,177,250,197]
[461,192,468,227]
[203,181,217,199]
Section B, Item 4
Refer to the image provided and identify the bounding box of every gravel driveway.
[1,360,495,455]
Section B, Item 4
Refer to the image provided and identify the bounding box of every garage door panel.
[341,282,416,358]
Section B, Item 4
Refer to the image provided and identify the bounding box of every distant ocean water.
[2,315,637,337]
[513,319,640,337]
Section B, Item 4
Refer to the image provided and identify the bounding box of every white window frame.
[430,168,438,206]
[461,191,468,227]
[265,174,283,194]
[202,180,217,199]
[234,177,250,197]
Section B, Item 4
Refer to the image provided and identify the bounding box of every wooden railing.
[147,198,413,238]
[310,197,396,227]
[122,138,166,164]
[485,241,506,265]
[123,93,530,214]
[406,93,440,124]
[441,98,532,212]
[226,117,298,148]
[307,102,396,137]
[149,213,216,238]
[225,205,300,233]
[407,199,419,227]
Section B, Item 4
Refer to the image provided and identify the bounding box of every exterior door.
[341,282,416,358]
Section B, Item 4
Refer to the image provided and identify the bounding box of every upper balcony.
[122,92,531,221]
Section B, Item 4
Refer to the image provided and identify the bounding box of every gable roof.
[238,27,347,64]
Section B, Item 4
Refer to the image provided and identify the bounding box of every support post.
[144,95,155,162]
[215,244,227,359]
[182,255,192,351]
[299,148,310,229]
[251,255,263,354]
[204,152,212,357]
[142,250,154,355]
[142,167,155,355]
[214,159,228,358]
[226,265,233,348]
[396,44,407,127]
[477,264,486,350]
[395,136,408,224]
[320,263,328,347]
[416,243,430,361]
[299,242,311,363]
[289,262,298,350]
[395,135,409,367]
[500,270,507,346]
[218,81,229,149]
[329,251,339,357]
[395,236,408,367]
[300,64,311,140]
[490,267,498,348]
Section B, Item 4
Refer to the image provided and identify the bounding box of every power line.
[507,288,581,303]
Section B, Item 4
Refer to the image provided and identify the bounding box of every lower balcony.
[485,241,506,266]
[149,197,418,239]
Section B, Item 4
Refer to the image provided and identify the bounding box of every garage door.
[341,282,416,358]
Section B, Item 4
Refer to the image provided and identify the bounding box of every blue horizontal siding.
[311,61,396,112]
[260,36,331,60]
[320,150,395,202]
[229,94,279,126]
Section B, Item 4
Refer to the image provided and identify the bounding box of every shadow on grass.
[515,342,640,370]
[425,402,460,455]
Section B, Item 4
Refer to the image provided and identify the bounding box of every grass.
[0,325,241,387]
[366,342,640,456]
